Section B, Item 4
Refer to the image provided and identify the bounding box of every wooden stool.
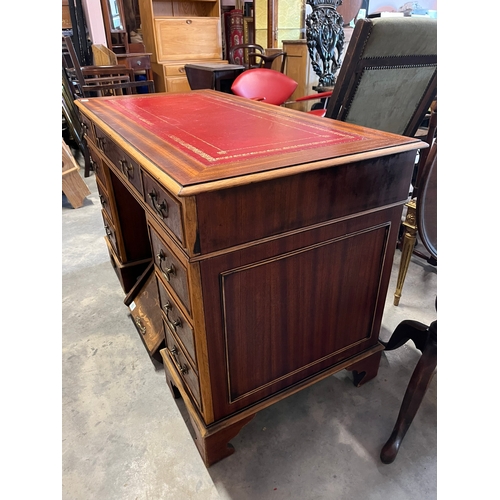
[62,138,90,208]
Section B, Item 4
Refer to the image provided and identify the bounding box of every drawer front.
[94,124,108,152]
[142,170,184,244]
[164,321,201,409]
[157,276,196,367]
[80,113,95,143]
[96,179,113,221]
[164,64,186,77]
[128,271,164,355]
[154,18,222,62]
[149,225,191,314]
[88,146,108,186]
[100,136,143,195]
[101,209,119,257]
[127,55,151,71]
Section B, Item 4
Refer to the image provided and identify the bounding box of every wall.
[82,0,108,45]
[368,0,437,14]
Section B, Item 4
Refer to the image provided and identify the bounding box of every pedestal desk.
[76,91,424,467]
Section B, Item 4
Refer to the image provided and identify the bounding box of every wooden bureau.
[138,0,224,93]
[76,91,424,467]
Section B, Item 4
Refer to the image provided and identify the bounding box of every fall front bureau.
[76,90,423,467]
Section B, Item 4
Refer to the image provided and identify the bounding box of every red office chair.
[231,68,332,115]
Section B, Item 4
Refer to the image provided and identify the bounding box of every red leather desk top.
[77,90,421,192]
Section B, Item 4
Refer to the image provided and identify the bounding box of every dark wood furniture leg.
[380,320,437,464]
[346,348,383,387]
[189,414,256,467]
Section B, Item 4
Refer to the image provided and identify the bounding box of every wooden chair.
[63,36,155,99]
[393,102,437,306]
[322,16,437,304]
[379,141,437,464]
[62,67,92,177]
[229,43,288,73]
[232,18,436,122]
[324,17,437,138]
[62,36,155,177]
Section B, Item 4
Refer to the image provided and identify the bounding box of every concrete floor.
[62,160,437,500]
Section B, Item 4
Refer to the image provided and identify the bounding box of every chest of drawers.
[76,91,423,467]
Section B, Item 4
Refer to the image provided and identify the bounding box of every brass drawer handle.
[148,190,169,219]
[186,19,192,24]
[135,317,146,335]
[90,158,98,174]
[99,194,106,206]
[169,345,188,374]
[157,250,175,282]
[163,301,182,332]
[104,224,112,237]
[119,159,133,179]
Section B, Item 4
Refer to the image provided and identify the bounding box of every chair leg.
[380,321,437,464]
[393,199,417,306]
[381,319,429,353]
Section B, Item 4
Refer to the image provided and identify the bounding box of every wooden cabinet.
[138,0,223,92]
[76,91,424,467]
[282,40,319,112]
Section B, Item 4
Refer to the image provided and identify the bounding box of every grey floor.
[62,158,437,500]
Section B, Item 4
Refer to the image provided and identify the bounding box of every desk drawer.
[164,64,186,77]
[81,113,95,143]
[149,225,191,314]
[164,322,201,409]
[96,178,113,222]
[157,276,196,368]
[88,146,108,186]
[101,137,143,195]
[127,55,151,72]
[142,170,184,245]
[125,266,164,355]
[101,209,119,257]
